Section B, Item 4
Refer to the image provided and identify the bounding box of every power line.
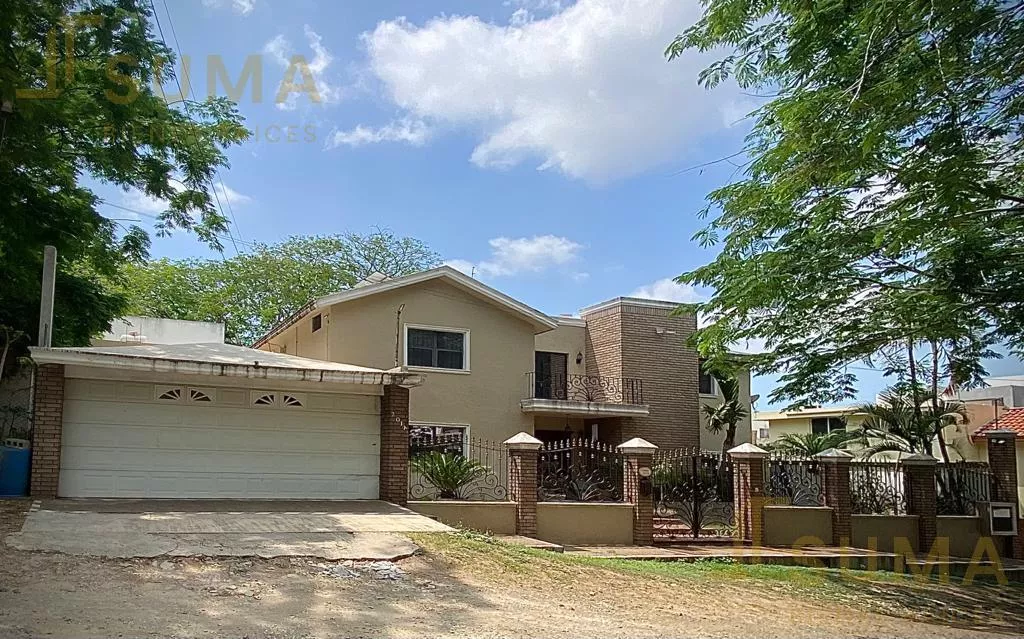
[146,0,242,255]
[99,199,258,251]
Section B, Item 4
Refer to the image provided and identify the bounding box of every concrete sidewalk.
[5,499,452,560]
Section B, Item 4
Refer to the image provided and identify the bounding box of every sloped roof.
[253,266,558,347]
[31,343,423,387]
[974,408,1024,439]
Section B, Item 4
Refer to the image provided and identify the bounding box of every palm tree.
[772,430,858,456]
[855,387,967,460]
[702,372,749,456]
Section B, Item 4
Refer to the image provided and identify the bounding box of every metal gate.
[652,448,735,541]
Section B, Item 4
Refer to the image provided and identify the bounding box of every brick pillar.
[902,453,939,553]
[379,384,410,505]
[30,363,65,498]
[505,432,542,537]
[618,437,658,546]
[816,448,854,546]
[986,430,1024,560]
[729,443,769,546]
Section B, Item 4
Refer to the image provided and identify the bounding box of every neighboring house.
[254,266,752,450]
[754,405,866,445]
[92,316,225,346]
[971,408,1024,508]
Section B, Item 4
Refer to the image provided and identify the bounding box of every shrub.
[410,451,488,499]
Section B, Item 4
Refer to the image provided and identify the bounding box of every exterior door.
[535,351,568,400]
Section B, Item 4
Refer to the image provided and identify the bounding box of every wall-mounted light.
[576,352,583,365]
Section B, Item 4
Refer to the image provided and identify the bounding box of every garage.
[28,343,422,500]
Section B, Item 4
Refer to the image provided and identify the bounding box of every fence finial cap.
[901,452,938,465]
[815,448,854,460]
[617,437,658,454]
[728,442,769,458]
[503,432,543,450]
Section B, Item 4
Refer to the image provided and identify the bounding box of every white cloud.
[357,0,740,182]
[264,26,343,111]
[121,181,251,217]
[326,118,432,149]
[630,277,703,303]
[448,235,583,278]
[202,0,255,16]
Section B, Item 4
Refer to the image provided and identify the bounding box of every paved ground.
[4,499,450,560]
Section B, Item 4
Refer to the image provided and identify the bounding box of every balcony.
[521,372,649,418]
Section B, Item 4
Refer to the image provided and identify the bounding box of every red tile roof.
[974,408,1024,438]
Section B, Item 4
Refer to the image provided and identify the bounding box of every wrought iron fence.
[763,452,825,507]
[849,460,907,515]
[936,461,991,516]
[408,432,508,501]
[537,438,624,501]
[651,448,735,540]
[526,372,644,405]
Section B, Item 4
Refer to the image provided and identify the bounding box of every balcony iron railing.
[525,372,644,405]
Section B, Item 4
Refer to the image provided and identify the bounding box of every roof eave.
[30,348,424,388]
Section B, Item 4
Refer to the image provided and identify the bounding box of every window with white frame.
[409,423,468,455]
[406,326,468,370]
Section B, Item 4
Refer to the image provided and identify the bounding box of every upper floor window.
[311,314,322,332]
[698,358,716,396]
[811,417,847,435]
[406,326,469,371]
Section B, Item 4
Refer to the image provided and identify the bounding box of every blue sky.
[92,0,1021,408]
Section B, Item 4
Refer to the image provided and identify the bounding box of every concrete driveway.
[4,499,451,560]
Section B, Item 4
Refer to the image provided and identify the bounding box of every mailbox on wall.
[981,502,1019,536]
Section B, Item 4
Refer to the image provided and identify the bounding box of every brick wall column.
[729,443,769,546]
[902,453,939,553]
[379,384,410,505]
[30,363,65,498]
[505,432,543,537]
[618,437,658,546]
[986,430,1023,560]
[815,448,854,546]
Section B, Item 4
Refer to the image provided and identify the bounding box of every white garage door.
[58,378,380,499]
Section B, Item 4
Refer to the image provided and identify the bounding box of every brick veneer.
[582,301,700,448]
[817,453,853,546]
[986,431,1024,560]
[379,384,410,505]
[902,455,939,553]
[621,448,655,545]
[507,447,540,536]
[730,448,768,545]
[30,363,65,498]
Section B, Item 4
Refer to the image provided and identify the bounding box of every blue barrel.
[0,445,31,497]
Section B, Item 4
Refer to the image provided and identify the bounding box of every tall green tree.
[0,0,248,360]
[119,232,441,345]
[668,0,1024,406]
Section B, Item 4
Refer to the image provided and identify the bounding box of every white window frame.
[403,323,471,374]
[410,422,470,455]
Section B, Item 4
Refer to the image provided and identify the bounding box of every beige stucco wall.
[268,311,328,361]
[763,506,833,547]
[936,516,985,558]
[851,514,920,553]
[535,502,634,545]
[699,367,753,451]
[534,323,587,378]
[408,501,517,535]
[314,279,536,443]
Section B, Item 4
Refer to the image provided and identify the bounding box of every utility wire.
[145,0,242,255]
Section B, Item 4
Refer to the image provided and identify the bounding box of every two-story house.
[254,266,751,450]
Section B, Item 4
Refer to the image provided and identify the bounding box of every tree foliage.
[0,0,248,357]
[668,0,1024,405]
[118,231,441,345]
[701,368,748,454]
[855,386,967,459]
[771,431,857,456]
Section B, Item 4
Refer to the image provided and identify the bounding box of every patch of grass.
[409,531,1024,634]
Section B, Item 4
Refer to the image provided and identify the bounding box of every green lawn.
[410,531,1024,634]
